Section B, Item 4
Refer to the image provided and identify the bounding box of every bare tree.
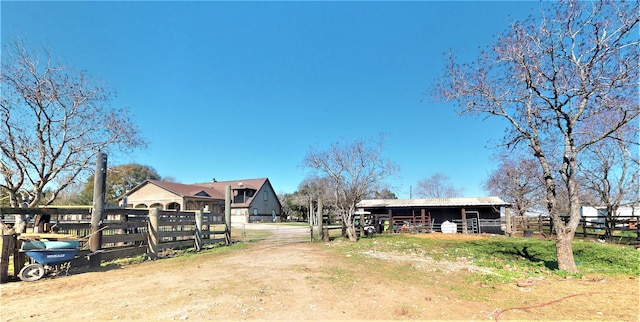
[435,1,639,272]
[297,176,336,222]
[0,38,145,208]
[484,155,546,229]
[415,173,463,198]
[303,137,398,241]
[578,123,639,239]
[373,188,398,199]
[74,163,160,206]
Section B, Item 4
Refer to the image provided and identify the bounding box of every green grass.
[325,234,640,284]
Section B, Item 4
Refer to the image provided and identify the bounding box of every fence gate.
[239,223,311,244]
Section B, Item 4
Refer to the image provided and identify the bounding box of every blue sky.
[2,1,540,198]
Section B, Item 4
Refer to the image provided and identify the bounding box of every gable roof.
[192,178,268,192]
[126,180,225,200]
[192,178,281,209]
[124,178,280,208]
[357,197,510,208]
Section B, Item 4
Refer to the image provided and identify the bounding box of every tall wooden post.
[461,208,467,234]
[504,207,512,237]
[147,208,159,260]
[90,151,107,268]
[224,185,231,245]
[538,215,544,238]
[309,198,314,241]
[421,209,426,233]
[13,209,26,274]
[194,210,202,251]
[0,234,15,283]
[317,198,323,241]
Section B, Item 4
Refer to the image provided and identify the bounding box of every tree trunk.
[604,220,614,239]
[14,215,27,234]
[604,206,617,240]
[342,210,359,242]
[346,226,358,242]
[555,226,578,273]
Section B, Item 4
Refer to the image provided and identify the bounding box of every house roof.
[192,178,268,192]
[192,178,271,207]
[142,180,226,199]
[357,196,510,208]
[124,178,281,209]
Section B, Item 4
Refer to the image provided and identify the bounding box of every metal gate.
[238,223,311,244]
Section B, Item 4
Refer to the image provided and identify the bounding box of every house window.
[253,208,258,215]
[263,191,268,201]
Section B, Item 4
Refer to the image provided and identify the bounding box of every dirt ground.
[1,235,638,321]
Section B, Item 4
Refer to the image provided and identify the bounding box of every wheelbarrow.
[18,239,81,282]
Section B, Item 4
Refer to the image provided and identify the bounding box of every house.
[122,178,282,224]
[580,206,639,228]
[356,197,510,234]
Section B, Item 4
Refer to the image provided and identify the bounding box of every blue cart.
[19,240,80,282]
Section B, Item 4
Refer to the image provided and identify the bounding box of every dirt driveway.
[1,240,638,321]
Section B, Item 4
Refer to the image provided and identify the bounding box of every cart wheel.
[18,263,45,282]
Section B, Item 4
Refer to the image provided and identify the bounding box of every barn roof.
[357,196,510,208]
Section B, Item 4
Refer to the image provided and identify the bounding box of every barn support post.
[147,208,159,260]
[421,209,426,233]
[224,185,231,246]
[194,210,202,251]
[461,208,467,234]
[388,209,393,233]
[90,151,107,269]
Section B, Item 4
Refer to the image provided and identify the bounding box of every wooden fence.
[511,215,640,243]
[0,207,229,282]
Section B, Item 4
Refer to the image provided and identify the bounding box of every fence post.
[148,208,159,260]
[90,151,107,268]
[225,185,231,246]
[194,210,202,251]
[317,198,323,241]
[504,207,512,237]
[0,234,16,283]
